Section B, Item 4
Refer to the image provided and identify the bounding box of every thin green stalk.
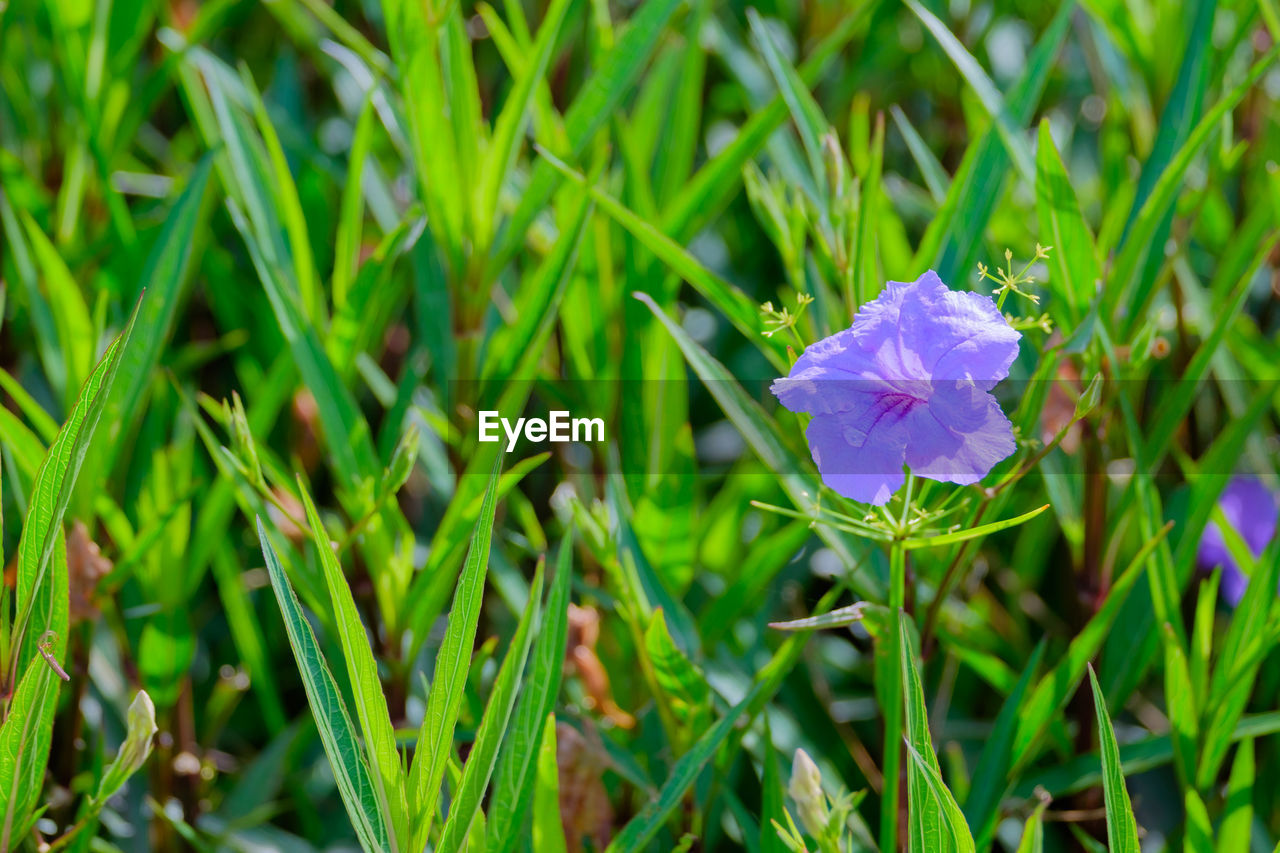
[881,536,908,853]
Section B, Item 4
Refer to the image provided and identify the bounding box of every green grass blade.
[9,304,138,676]
[901,504,1049,550]
[0,533,66,848]
[408,456,504,849]
[745,8,831,196]
[963,641,1046,848]
[890,105,949,204]
[18,211,93,406]
[901,615,975,853]
[99,154,214,475]
[1012,523,1171,764]
[1184,789,1213,852]
[1162,623,1198,791]
[541,150,786,370]
[660,9,867,244]
[1034,120,1098,323]
[298,480,409,850]
[915,3,1071,282]
[257,518,389,852]
[605,683,764,853]
[532,715,569,853]
[489,0,683,274]
[1217,738,1254,853]
[1109,46,1280,336]
[333,94,377,308]
[486,531,575,853]
[905,0,1035,184]
[437,552,544,853]
[1088,666,1141,853]
[475,0,573,250]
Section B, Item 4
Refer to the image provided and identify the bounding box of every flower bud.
[788,748,829,839]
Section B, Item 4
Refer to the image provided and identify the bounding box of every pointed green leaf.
[1088,665,1140,853]
[256,518,389,853]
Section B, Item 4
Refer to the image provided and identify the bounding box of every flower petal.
[771,328,890,415]
[805,396,912,505]
[898,271,1022,388]
[905,393,1015,485]
[1197,477,1279,607]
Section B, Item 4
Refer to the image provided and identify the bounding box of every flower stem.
[899,469,916,532]
[881,537,907,853]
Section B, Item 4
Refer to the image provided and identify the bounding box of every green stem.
[899,470,916,532]
[880,538,907,853]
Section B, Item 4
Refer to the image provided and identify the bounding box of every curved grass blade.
[256,518,389,853]
[9,303,139,679]
[1088,665,1140,853]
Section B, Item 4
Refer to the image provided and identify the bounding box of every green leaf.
[901,504,1050,550]
[1012,524,1171,764]
[905,0,1035,184]
[900,615,975,853]
[1162,623,1198,790]
[9,303,139,676]
[0,534,67,849]
[915,4,1071,282]
[644,608,711,745]
[256,518,389,853]
[333,94,377,308]
[605,684,764,853]
[1013,796,1047,853]
[539,150,786,370]
[1034,120,1098,322]
[1217,738,1254,853]
[1184,789,1212,853]
[1088,665,1140,853]
[1110,46,1280,335]
[100,154,213,475]
[491,0,684,274]
[745,9,831,196]
[963,642,1046,849]
[532,714,569,853]
[437,550,544,853]
[485,532,575,853]
[18,210,94,406]
[475,0,574,249]
[299,479,409,850]
[408,457,504,849]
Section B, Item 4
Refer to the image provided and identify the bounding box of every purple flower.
[1197,477,1279,606]
[771,271,1021,505]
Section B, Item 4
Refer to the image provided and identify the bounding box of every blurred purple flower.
[1197,477,1279,606]
[771,271,1021,505]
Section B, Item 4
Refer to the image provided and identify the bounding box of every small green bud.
[788,748,829,840]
